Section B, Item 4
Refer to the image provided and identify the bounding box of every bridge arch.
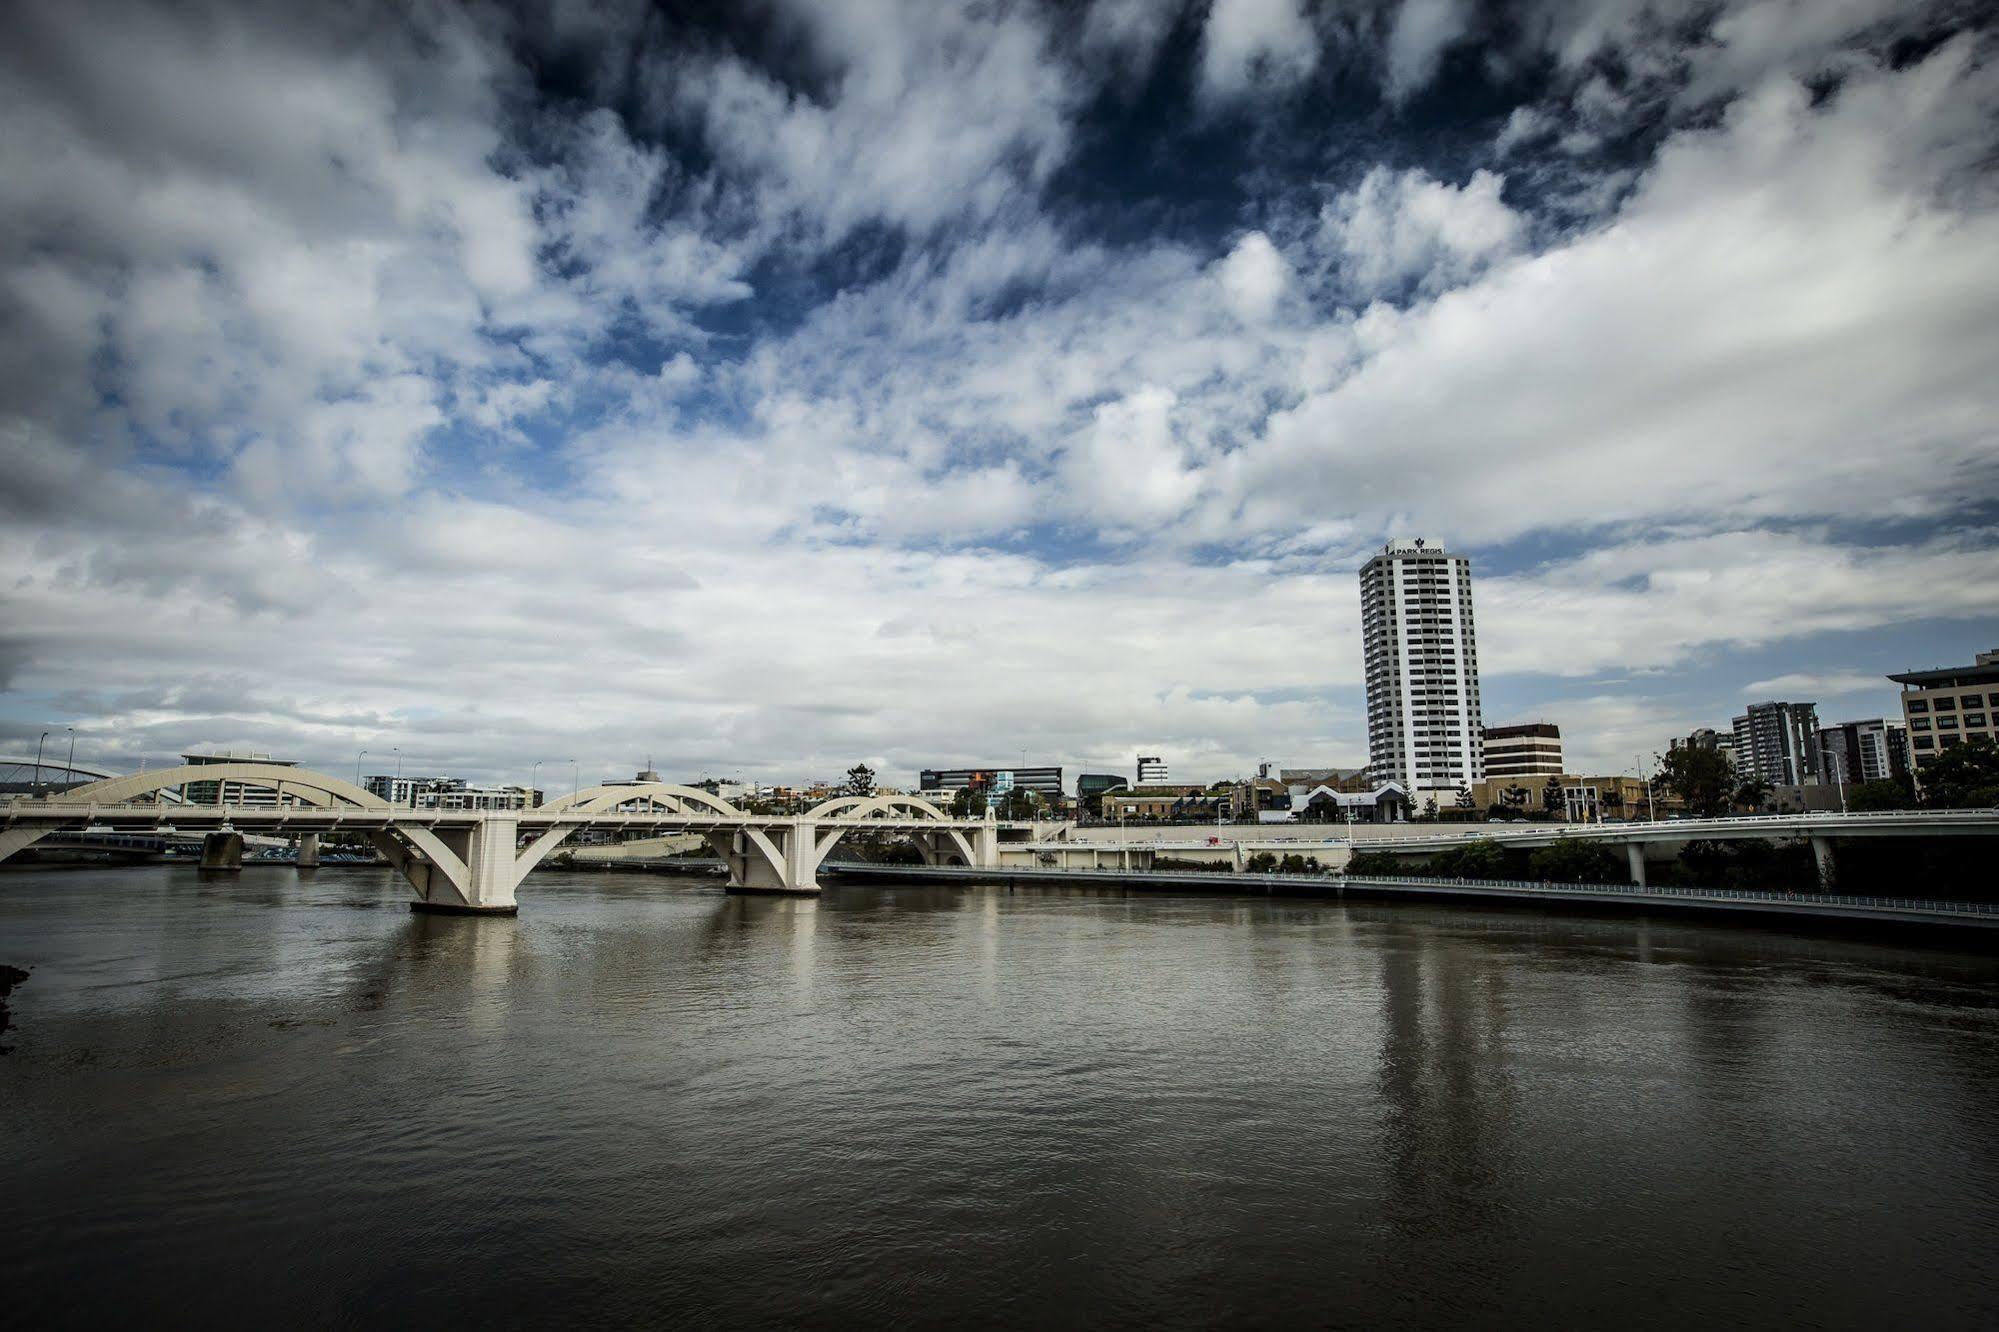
[57,763,387,810]
[805,793,958,822]
[803,793,982,875]
[539,782,748,819]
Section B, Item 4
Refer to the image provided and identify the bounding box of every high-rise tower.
[1360,538,1485,803]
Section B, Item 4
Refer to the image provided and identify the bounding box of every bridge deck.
[822,863,1999,933]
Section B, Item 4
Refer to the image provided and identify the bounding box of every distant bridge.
[1016,810,1999,887]
[0,762,1003,913]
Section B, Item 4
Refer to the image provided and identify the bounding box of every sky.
[2,0,1996,792]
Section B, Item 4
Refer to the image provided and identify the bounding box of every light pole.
[570,759,579,800]
[356,749,369,789]
[531,760,545,808]
[1634,754,1656,822]
[32,731,48,795]
[64,727,75,784]
[394,747,403,805]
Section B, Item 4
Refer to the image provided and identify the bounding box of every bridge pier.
[199,831,244,872]
[371,818,523,915]
[1626,842,1646,888]
[1811,835,1835,889]
[296,832,320,869]
[711,822,820,894]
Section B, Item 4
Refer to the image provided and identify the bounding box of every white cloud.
[1215,231,1293,323]
[1741,672,1896,699]
[1199,0,1319,103]
[1315,166,1523,298]
[1385,0,1472,104]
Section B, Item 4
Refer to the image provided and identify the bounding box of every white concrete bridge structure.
[0,763,1002,914]
[1012,810,1999,887]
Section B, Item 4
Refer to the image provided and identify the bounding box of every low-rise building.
[1480,723,1564,779]
[1890,650,1999,783]
[183,751,301,806]
[920,766,1065,800]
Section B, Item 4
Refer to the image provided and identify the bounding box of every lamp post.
[570,759,579,800]
[531,760,545,808]
[1634,754,1657,822]
[33,731,48,795]
[356,749,369,790]
[64,727,75,786]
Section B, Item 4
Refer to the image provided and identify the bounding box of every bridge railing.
[1336,875,1999,917]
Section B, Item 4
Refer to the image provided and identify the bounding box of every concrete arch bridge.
[0,763,1002,914]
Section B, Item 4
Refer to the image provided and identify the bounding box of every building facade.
[1136,755,1169,785]
[181,751,301,806]
[1672,727,1738,771]
[1890,650,1999,782]
[1360,538,1485,803]
[919,766,1065,800]
[1731,701,1823,786]
[1815,719,1910,784]
[1480,723,1564,779]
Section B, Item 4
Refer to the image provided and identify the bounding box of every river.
[4,864,1998,1326]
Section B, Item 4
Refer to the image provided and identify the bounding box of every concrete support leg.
[710,825,819,895]
[199,831,244,871]
[1811,835,1835,890]
[0,826,53,865]
[1626,841,1646,888]
[374,818,521,915]
[296,832,320,869]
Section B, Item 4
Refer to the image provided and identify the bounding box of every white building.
[1360,538,1485,805]
[179,751,302,807]
[1136,755,1169,785]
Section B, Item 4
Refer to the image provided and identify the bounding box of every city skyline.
[3,1,1997,787]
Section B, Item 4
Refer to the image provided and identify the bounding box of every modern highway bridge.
[1016,810,1999,886]
[0,762,1003,913]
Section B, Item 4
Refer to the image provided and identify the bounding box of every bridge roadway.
[0,762,1004,913]
[1017,809,1999,888]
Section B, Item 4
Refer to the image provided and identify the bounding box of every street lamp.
[569,758,579,800]
[64,727,75,785]
[356,749,369,789]
[531,760,545,808]
[1634,754,1657,822]
[32,731,48,795]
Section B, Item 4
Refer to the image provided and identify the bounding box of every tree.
[1431,838,1507,878]
[950,787,987,817]
[843,763,876,798]
[1916,738,1999,809]
[1500,785,1530,813]
[1847,777,1915,812]
[1541,776,1565,816]
[1423,796,1439,820]
[1654,745,1734,817]
[1455,783,1475,810]
[1733,777,1772,811]
[1001,788,1041,820]
[1527,839,1623,884]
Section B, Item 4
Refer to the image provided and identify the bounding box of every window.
[1938,716,1959,729]
[1968,714,1989,728]
[1907,699,1928,713]
[1934,696,1957,711]
[1911,718,1930,731]
[1914,736,1935,750]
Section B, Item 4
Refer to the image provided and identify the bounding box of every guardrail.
[833,862,1999,920]
[1337,875,1999,917]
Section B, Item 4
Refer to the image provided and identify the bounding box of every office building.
[919,766,1065,800]
[1672,727,1738,771]
[1816,719,1910,784]
[1731,701,1823,785]
[1076,773,1129,814]
[180,751,300,806]
[1481,723,1564,779]
[1890,649,1999,780]
[1136,755,1169,785]
[1360,537,1485,802]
